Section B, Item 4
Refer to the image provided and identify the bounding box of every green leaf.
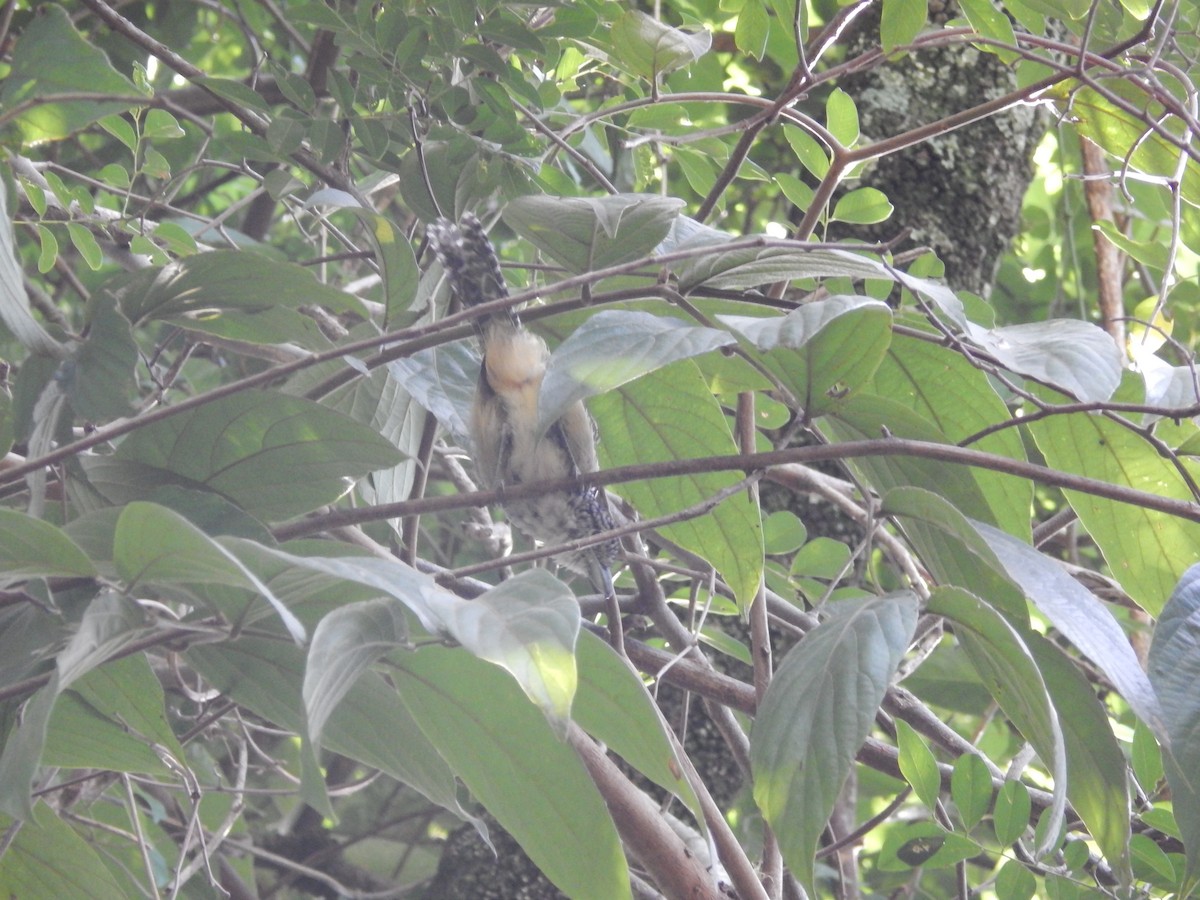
[751,592,920,891]
[959,0,1020,62]
[826,88,860,147]
[303,597,409,744]
[824,396,1000,526]
[97,390,402,520]
[881,487,1027,620]
[188,636,472,825]
[881,0,927,50]
[574,631,702,823]
[192,76,272,114]
[142,108,184,140]
[0,508,96,584]
[114,502,306,643]
[114,249,367,329]
[927,586,1067,853]
[609,10,711,82]
[895,718,941,809]
[877,821,980,870]
[951,752,992,829]
[995,859,1038,900]
[1,4,139,142]
[720,295,892,414]
[0,592,144,816]
[36,224,58,273]
[1026,393,1200,615]
[0,180,62,355]
[63,292,138,422]
[593,361,764,610]
[303,191,420,328]
[1065,85,1200,207]
[256,546,579,728]
[394,646,631,900]
[1029,633,1132,885]
[537,310,734,437]
[831,187,894,224]
[1148,564,1200,892]
[504,193,684,274]
[782,125,831,178]
[44,654,183,775]
[65,223,103,270]
[0,804,128,899]
[967,320,1122,403]
[994,780,1032,846]
[978,521,1164,734]
[735,0,770,59]
[872,335,1031,540]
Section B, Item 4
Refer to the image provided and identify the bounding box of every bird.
[426,213,621,606]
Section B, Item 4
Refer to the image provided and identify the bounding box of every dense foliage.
[1,0,1199,897]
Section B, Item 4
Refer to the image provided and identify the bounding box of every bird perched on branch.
[427,213,621,607]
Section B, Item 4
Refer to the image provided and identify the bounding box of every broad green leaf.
[877,821,980,870]
[823,395,1000,526]
[113,249,367,331]
[0,804,127,900]
[881,487,1027,620]
[574,631,701,824]
[720,295,892,415]
[872,334,1031,539]
[831,187,894,224]
[302,599,406,742]
[895,718,941,809]
[881,0,927,50]
[978,521,1164,736]
[44,654,185,775]
[1026,395,1200,614]
[1148,564,1200,891]
[1,5,139,142]
[0,592,144,816]
[609,10,711,82]
[593,361,763,610]
[394,646,631,900]
[994,780,1033,846]
[291,352,425,532]
[675,244,890,292]
[100,390,402,520]
[751,592,920,891]
[114,502,305,643]
[735,0,770,59]
[252,545,580,727]
[63,292,138,422]
[0,508,95,584]
[188,636,471,824]
[65,223,103,270]
[1029,633,1132,885]
[951,752,992,829]
[537,310,734,436]
[967,320,1122,403]
[504,193,684,274]
[927,586,1067,854]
